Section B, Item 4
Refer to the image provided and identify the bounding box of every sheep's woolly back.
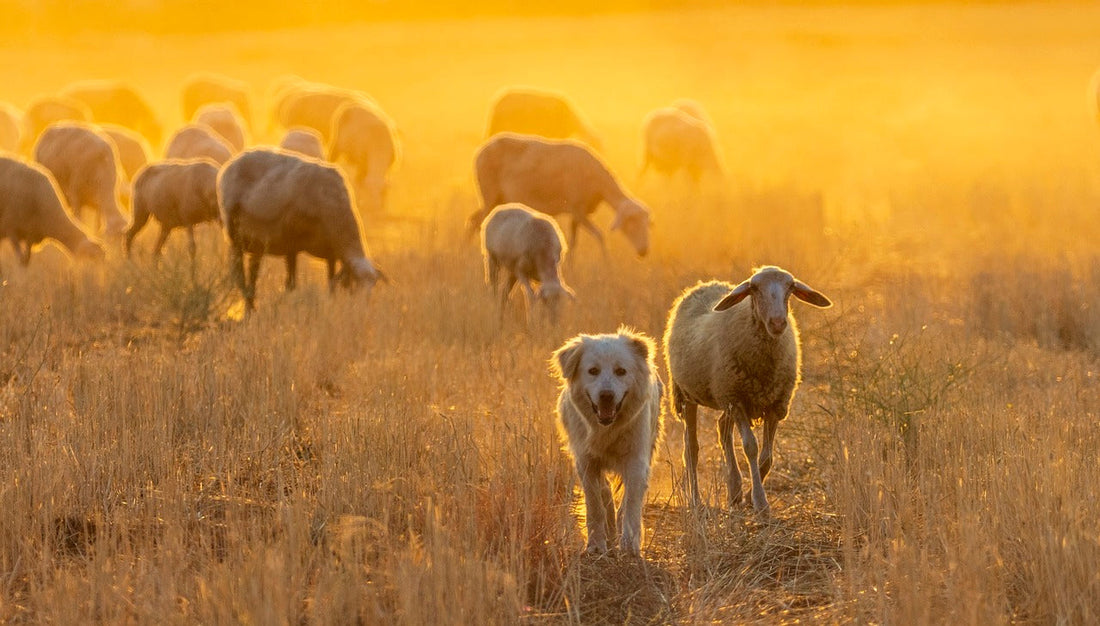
[664,279,802,424]
[481,203,566,264]
[165,124,234,164]
[0,155,99,256]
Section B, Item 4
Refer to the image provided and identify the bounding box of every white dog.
[550,327,664,556]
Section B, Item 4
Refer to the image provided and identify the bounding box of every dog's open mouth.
[593,393,626,425]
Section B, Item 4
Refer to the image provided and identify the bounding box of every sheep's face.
[612,200,651,257]
[713,266,833,337]
[336,257,387,294]
[538,282,575,325]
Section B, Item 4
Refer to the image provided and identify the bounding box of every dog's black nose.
[599,390,615,403]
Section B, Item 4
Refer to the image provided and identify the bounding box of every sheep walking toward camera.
[33,122,128,237]
[487,87,601,148]
[0,156,105,265]
[278,128,326,160]
[125,158,220,259]
[193,103,248,153]
[471,134,651,257]
[640,105,724,183]
[217,148,386,310]
[663,266,832,513]
[481,203,574,325]
[165,124,234,165]
[328,101,399,214]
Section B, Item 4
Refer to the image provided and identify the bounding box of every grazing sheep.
[217,148,386,310]
[0,155,105,265]
[33,122,127,237]
[550,328,663,556]
[21,96,92,152]
[663,266,832,513]
[471,134,651,257]
[278,128,325,160]
[164,124,234,165]
[273,84,367,143]
[181,73,252,129]
[193,103,248,153]
[0,103,21,153]
[487,87,601,148]
[60,80,162,146]
[125,158,220,258]
[670,98,713,126]
[640,106,724,183]
[481,203,574,325]
[102,124,152,183]
[328,101,398,213]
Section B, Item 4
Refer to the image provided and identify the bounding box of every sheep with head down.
[165,124,234,165]
[60,80,161,146]
[33,122,128,237]
[217,148,386,310]
[663,266,832,514]
[279,129,326,160]
[328,101,399,214]
[0,155,104,265]
[480,203,574,325]
[486,87,601,149]
[193,103,248,153]
[470,133,651,258]
[273,83,367,143]
[181,72,253,130]
[125,158,220,259]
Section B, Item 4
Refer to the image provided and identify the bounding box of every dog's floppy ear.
[550,336,585,381]
[621,329,656,366]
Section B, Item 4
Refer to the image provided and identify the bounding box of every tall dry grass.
[3,3,1100,623]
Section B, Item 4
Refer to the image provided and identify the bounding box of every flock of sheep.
[0,74,830,555]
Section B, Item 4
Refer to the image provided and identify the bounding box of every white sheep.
[60,80,162,146]
[217,148,386,310]
[181,73,253,130]
[663,266,831,513]
[164,123,234,165]
[640,105,724,183]
[480,203,575,325]
[125,158,220,258]
[486,87,601,149]
[471,133,651,257]
[33,122,127,237]
[272,83,368,143]
[21,96,92,153]
[278,128,325,160]
[0,155,105,265]
[193,103,248,153]
[328,101,399,214]
[0,103,21,153]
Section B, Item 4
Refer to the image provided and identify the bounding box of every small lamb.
[470,134,651,257]
[125,158,220,258]
[663,266,831,513]
[0,155,104,265]
[217,148,386,310]
[480,203,574,325]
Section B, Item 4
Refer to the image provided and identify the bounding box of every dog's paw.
[584,542,609,557]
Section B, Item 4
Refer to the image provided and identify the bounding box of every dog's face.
[551,331,655,427]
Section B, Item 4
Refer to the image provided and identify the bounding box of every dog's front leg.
[578,460,611,554]
[617,460,651,557]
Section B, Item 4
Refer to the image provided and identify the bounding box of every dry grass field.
[2,2,1100,623]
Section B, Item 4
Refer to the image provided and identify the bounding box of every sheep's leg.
[229,244,247,302]
[682,401,701,507]
[618,458,650,556]
[736,419,770,513]
[186,226,197,262]
[124,208,150,257]
[12,238,30,266]
[499,274,516,325]
[285,254,297,290]
[245,253,262,310]
[576,215,607,257]
[718,410,744,507]
[326,259,338,291]
[486,255,500,293]
[577,459,612,555]
[152,224,171,258]
[759,417,779,481]
[517,275,536,323]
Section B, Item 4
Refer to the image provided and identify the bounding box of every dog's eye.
[614,367,627,376]
[588,367,600,376]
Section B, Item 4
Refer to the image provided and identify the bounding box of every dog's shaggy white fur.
[550,328,663,556]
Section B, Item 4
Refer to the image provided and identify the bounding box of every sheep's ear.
[550,337,585,381]
[713,280,752,311]
[792,280,831,308]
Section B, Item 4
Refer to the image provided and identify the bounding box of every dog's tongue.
[597,397,618,423]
